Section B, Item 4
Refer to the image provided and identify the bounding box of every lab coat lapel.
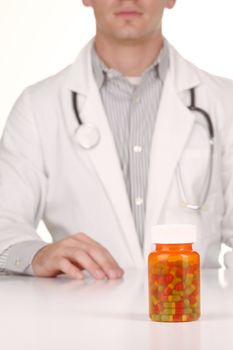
[143,45,201,259]
[62,38,144,267]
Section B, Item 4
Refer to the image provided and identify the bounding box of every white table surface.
[1,268,233,350]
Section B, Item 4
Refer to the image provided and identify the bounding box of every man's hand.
[32,233,124,280]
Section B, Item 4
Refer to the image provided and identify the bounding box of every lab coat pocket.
[177,148,211,206]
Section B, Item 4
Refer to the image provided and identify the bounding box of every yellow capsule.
[168,295,181,302]
[167,255,182,263]
[170,267,177,276]
[151,295,159,305]
[191,303,200,312]
[185,284,196,296]
[151,314,161,321]
[173,277,182,285]
[182,315,188,322]
[182,260,189,268]
[168,277,182,289]
[184,299,190,307]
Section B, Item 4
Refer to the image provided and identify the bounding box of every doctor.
[1,0,233,280]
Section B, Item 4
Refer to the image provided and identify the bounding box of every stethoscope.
[176,87,214,210]
[72,91,101,150]
[71,87,214,211]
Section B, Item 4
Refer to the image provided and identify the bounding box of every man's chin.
[110,29,144,43]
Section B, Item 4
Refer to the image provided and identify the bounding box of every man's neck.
[94,32,164,77]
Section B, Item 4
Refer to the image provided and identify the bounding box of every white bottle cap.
[151,224,197,244]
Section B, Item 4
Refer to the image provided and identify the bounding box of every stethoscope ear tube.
[72,91,82,125]
[188,87,214,139]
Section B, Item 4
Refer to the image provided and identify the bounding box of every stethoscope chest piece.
[75,123,101,149]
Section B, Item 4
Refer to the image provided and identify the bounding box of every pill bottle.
[148,224,200,322]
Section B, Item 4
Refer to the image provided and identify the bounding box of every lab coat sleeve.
[220,89,233,268]
[0,87,49,272]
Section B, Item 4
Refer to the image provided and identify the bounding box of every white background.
[0,0,232,264]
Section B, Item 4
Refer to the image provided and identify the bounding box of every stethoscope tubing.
[71,91,101,149]
[71,87,215,210]
[72,91,82,125]
[177,87,214,210]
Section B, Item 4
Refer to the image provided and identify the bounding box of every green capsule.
[185,273,194,286]
[164,302,176,309]
[172,290,184,297]
[161,315,173,322]
[151,314,161,321]
[163,308,176,315]
[184,307,193,315]
[191,303,200,313]
[184,299,190,307]
[158,285,164,293]
[191,313,199,320]
[152,262,168,275]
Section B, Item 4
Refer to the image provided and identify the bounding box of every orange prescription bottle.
[148,225,200,322]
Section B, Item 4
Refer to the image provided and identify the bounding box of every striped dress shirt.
[92,41,169,247]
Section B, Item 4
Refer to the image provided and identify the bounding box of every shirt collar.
[92,39,169,89]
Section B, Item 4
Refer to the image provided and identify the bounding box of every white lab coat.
[1,38,233,269]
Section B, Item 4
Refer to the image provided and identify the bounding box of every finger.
[73,233,124,270]
[69,250,107,280]
[72,232,99,245]
[71,233,124,279]
[58,257,84,280]
[87,246,124,279]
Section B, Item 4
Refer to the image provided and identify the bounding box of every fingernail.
[118,268,124,277]
[107,269,118,279]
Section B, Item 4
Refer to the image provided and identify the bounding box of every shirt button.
[135,197,143,206]
[15,259,21,267]
[134,96,141,103]
[107,71,115,79]
[133,145,142,153]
